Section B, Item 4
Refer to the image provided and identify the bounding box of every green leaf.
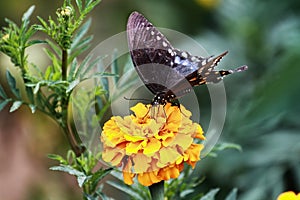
[9,101,22,112]
[46,39,61,59]
[48,154,68,164]
[75,0,83,12]
[66,79,80,93]
[22,5,35,22]
[214,142,242,152]
[0,85,7,99]
[81,55,106,79]
[0,99,11,111]
[27,39,46,46]
[6,70,21,99]
[50,165,87,187]
[72,18,91,49]
[77,175,88,187]
[225,188,238,200]
[33,82,41,94]
[51,165,85,178]
[200,188,220,200]
[68,58,78,81]
[75,54,92,78]
[107,180,144,200]
[111,49,119,85]
[28,104,36,113]
[25,86,34,103]
[89,168,113,192]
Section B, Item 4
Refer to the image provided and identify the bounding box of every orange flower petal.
[158,164,180,180]
[137,171,161,186]
[123,171,135,185]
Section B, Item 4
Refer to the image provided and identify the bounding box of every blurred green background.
[1,0,300,199]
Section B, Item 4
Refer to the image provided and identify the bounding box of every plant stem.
[149,181,164,200]
[62,49,68,81]
[61,48,84,156]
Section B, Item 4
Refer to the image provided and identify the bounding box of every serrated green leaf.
[0,85,7,99]
[6,70,21,99]
[9,101,22,112]
[225,188,238,200]
[0,99,11,111]
[22,5,35,22]
[28,104,36,113]
[200,188,220,200]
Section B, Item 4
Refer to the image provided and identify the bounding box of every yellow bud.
[2,34,9,41]
[61,6,72,16]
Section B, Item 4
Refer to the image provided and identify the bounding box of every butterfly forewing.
[127,12,197,97]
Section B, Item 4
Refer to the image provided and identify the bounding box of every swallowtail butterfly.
[127,11,247,106]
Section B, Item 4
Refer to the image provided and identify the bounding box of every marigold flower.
[277,191,300,200]
[101,103,205,186]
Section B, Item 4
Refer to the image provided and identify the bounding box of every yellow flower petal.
[130,103,149,118]
[143,138,161,155]
[277,191,300,200]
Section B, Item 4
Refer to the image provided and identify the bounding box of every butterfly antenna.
[124,96,152,103]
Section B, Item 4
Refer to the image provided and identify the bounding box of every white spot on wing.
[191,56,197,61]
[162,41,168,47]
[201,60,207,66]
[156,36,161,40]
[181,52,188,58]
[174,56,181,64]
[151,31,155,35]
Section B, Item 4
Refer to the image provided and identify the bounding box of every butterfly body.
[127,12,247,106]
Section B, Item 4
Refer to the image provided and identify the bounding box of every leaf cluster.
[35,0,101,50]
[49,150,112,200]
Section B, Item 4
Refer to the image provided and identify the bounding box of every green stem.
[149,181,164,200]
[61,48,84,156]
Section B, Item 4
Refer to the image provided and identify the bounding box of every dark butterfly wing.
[127,11,248,102]
[127,12,198,96]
